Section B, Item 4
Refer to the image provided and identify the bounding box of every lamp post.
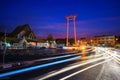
[3,30,7,65]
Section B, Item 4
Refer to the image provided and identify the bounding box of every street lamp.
[115,38,118,44]
[90,39,93,46]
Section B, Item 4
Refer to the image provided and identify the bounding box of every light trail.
[38,55,110,80]
[60,59,111,80]
[108,53,120,64]
[0,56,81,78]
[34,54,72,61]
[116,54,120,58]
[31,53,81,62]
[0,54,73,68]
[104,48,120,64]
[32,47,96,62]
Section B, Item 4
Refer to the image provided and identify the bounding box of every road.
[0,47,120,80]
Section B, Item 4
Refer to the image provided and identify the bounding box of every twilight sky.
[0,0,120,39]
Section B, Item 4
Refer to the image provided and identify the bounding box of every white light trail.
[32,53,80,62]
[60,59,111,80]
[38,56,110,80]
[104,48,120,64]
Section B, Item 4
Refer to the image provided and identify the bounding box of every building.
[92,35,116,47]
[10,24,36,40]
[0,24,37,49]
[37,38,50,48]
[77,35,117,47]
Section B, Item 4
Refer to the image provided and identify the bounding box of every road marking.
[0,56,81,78]
[60,59,111,80]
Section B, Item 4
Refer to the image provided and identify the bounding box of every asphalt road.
[31,56,108,80]
[0,47,120,80]
[31,47,120,80]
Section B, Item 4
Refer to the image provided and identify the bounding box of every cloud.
[33,16,120,30]
[102,16,120,21]
[33,16,120,38]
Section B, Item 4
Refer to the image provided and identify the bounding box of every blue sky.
[0,0,120,39]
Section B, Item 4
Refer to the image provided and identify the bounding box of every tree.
[47,34,54,44]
